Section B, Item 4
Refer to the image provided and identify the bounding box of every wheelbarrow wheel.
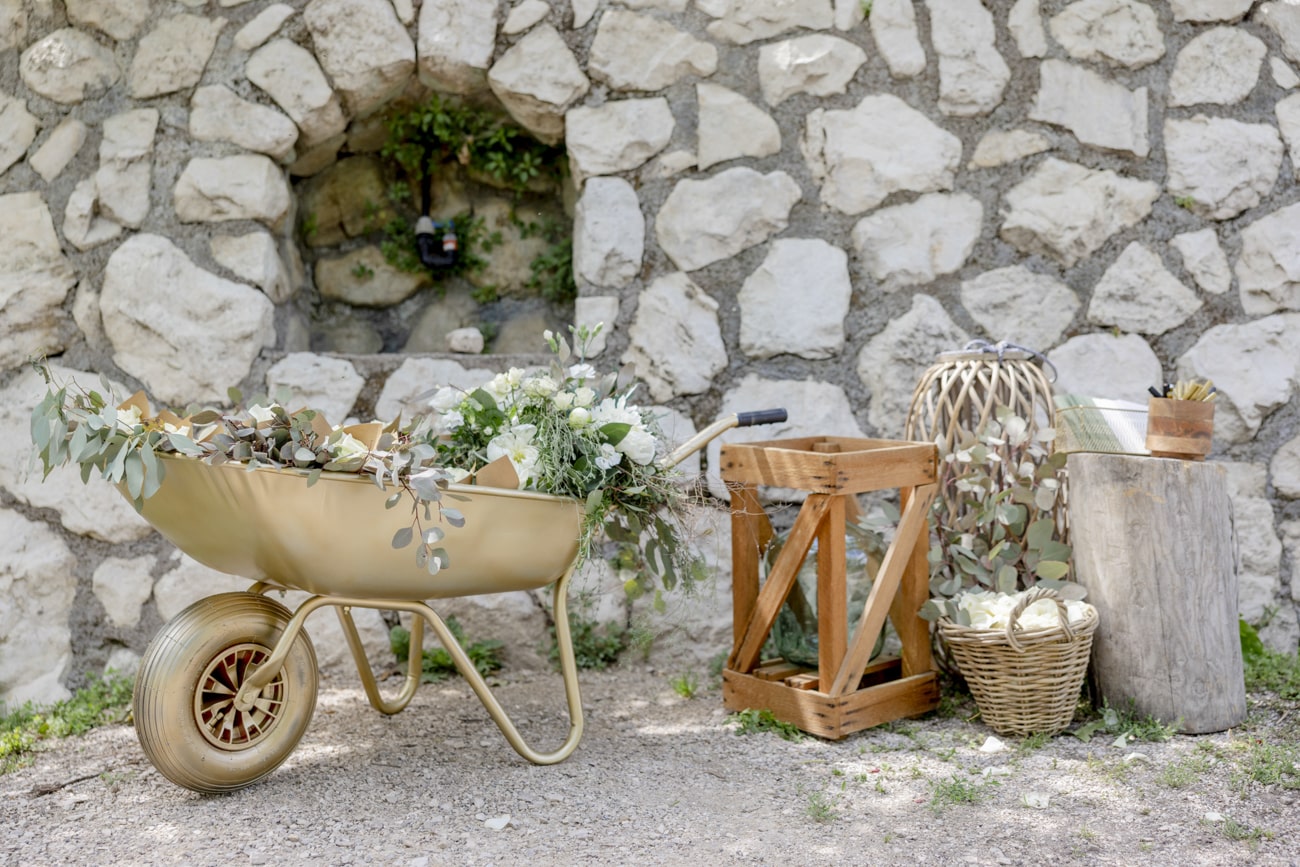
[133,592,318,793]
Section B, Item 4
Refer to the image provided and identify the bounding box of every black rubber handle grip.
[736,409,788,427]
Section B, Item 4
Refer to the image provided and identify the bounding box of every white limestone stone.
[704,374,867,501]
[0,192,77,371]
[1259,2,1300,67]
[697,0,832,44]
[574,295,620,357]
[190,85,299,164]
[1049,332,1162,402]
[0,508,76,708]
[100,234,276,405]
[851,192,983,289]
[446,327,485,354]
[1176,313,1300,443]
[1271,435,1300,498]
[757,34,867,107]
[95,109,157,230]
[868,0,926,78]
[1220,463,1283,623]
[0,92,38,178]
[1171,0,1255,21]
[173,154,294,230]
[0,0,24,51]
[246,39,348,149]
[316,246,428,306]
[62,177,123,252]
[833,0,865,31]
[968,129,1052,169]
[654,168,801,272]
[417,0,497,95]
[621,273,728,402]
[0,365,152,544]
[566,97,675,180]
[374,358,493,422]
[154,554,251,623]
[857,294,970,437]
[128,14,226,100]
[738,239,850,361]
[488,24,590,145]
[29,117,86,182]
[1087,243,1203,336]
[651,404,699,478]
[265,353,366,422]
[649,150,697,178]
[305,0,416,118]
[1009,0,1048,58]
[1164,116,1283,221]
[504,0,549,34]
[1271,56,1300,89]
[960,266,1081,352]
[235,3,295,50]
[1172,228,1231,295]
[1278,92,1300,178]
[391,0,415,24]
[103,649,141,679]
[619,0,690,10]
[1030,60,1148,157]
[589,10,718,91]
[1170,27,1267,107]
[574,177,644,289]
[92,556,154,630]
[802,94,961,215]
[211,231,294,303]
[697,83,780,170]
[1049,0,1165,69]
[1236,201,1300,316]
[927,0,1010,116]
[999,158,1159,268]
[572,0,598,27]
[19,28,120,105]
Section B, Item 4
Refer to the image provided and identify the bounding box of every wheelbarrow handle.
[661,408,787,470]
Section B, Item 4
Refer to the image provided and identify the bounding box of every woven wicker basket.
[938,587,1098,737]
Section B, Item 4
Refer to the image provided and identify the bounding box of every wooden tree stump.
[1067,453,1245,733]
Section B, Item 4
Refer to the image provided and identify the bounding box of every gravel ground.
[4,665,1299,867]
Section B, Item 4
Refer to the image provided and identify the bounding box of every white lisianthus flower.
[162,420,190,435]
[487,424,540,487]
[568,407,592,428]
[523,374,558,398]
[428,386,462,412]
[248,404,278,425]
[618,427,658,465]
[437,409,464,433]
[323,431,370,471]
[573,386,596,408]
[595,443,622,471]
[568,363,597,381]
[115,405,143,431]
[552,391,575,411]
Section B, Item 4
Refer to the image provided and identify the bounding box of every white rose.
[552,392,575,411]
[616,427,657,465]
[574,387,596,408]
[523,374,558,398]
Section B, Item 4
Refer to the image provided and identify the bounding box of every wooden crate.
[720,436,941,739]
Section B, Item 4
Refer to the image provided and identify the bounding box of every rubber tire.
[133,592,318,794]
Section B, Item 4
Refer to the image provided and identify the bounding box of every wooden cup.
[1145,397,1214,461]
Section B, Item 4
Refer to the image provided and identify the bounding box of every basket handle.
[1005,586,1074,653]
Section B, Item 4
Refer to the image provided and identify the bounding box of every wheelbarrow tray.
[130,454,582,600]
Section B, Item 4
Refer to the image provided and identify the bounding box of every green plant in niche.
[389,618,504,683]
[1,672,134,774]
[377,95,574,301]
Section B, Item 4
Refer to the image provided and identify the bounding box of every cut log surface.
[1067,453,1245,733]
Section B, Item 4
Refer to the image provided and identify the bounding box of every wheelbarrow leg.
[338,605,424,715]
[416,562,585,765]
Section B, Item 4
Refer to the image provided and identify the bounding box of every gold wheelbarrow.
[126,410,786,793]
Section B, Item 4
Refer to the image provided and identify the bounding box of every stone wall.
[3,0,1300,707]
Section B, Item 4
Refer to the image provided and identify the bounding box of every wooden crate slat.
[723,670,940,740]
[890,485,938,678]
[728,483,770,643]
[816,495,848,686]
[728,494,831,673]
[829,482,936,697]
[720,437,936,494]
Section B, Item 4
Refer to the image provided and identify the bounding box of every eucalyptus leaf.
[1035,560,1071,580]
[441,508,465,528]
[391,526,414,549]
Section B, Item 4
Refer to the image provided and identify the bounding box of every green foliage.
[1230,737,1300,793]
[350,262,375,280]
[1240,619,1300,699]
[928,775,993,813]
[389,619,504,683]
[1072,700,1177,745]
[921,408,1077,623]
[1174,195,1196,209]
[1,672,134,774]
[549,616,628,671]
[517,213,576,304]
[803,788,839,823]
[670,671,700,699]
[728,708,805,741]
[380,211,493,281]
